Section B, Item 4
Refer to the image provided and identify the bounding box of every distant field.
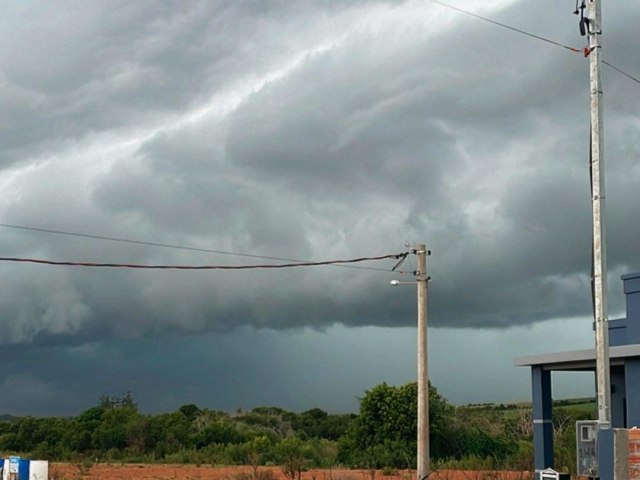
[555,398,597,416]
[461,397,597,419]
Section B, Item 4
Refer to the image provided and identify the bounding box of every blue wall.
[605,273,640,347]
[623,272,640,343]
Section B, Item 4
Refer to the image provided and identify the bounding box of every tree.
[275,437,306,480]
[291,409,352,441]
[338,381,455,468]
[92,393,141,452]
[99,392,137,411]
[179,404,201,421]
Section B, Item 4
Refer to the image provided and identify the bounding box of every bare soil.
[49,464,534,480]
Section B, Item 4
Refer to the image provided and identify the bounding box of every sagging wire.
[428,0,640,85]
[427,0,582,54]
[0,223,393,272]
[602,60,640,86]
[0,252,409,271]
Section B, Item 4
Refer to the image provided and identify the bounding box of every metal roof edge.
[621,272,640,280]
[514,344,640,367]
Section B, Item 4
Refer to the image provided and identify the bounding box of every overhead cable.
[602,60,640,86]
[0,223,293,260]
[0,223,391,272]
[0,253,407,271]
[428,0,640,85]
[426,0,581,53]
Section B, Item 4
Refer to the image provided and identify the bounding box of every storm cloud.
[0,0,638,413]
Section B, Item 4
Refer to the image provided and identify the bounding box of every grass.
[554,400,596,416]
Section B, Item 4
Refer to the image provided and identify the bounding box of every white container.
[28,461,48,480]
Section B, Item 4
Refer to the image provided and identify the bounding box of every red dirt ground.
[48,464,535,480]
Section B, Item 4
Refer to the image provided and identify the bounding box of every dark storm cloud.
[0,326,421,416]
[0,0,361,166]
[0,0,639,346]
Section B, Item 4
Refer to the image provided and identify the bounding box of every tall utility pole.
[416,245,429,480]
[587,0,611,428]
[390,245,430,480]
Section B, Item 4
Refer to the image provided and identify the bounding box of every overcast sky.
[0,0,638,416]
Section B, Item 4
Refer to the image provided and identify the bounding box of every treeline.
[0,384,594,473]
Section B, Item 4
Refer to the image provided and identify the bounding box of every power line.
[0,223,288,260]
[603,60,640,86]
[0,223,391,272]
[426,0,582,53]
[428,0,640,86]
[0,253,407,271]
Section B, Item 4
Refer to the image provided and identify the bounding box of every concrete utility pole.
[416,245,429,480]
[587,0,611,428]
[391,245,430,479]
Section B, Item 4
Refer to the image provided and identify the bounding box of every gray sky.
[0,0,638,416]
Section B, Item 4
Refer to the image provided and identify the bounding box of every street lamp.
[390,244,430,480]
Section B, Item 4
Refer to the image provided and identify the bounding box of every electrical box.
[577,425,640,479]
[577,420,599,477]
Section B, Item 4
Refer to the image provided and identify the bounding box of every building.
[514,272,640,475]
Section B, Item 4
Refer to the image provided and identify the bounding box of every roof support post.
[532,366,554,478]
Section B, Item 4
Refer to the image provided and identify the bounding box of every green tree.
[178,404,201,421]
[92,393,140,452]
[338,381,454,468]
[275,437,307,480]
[291,409,352,441]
